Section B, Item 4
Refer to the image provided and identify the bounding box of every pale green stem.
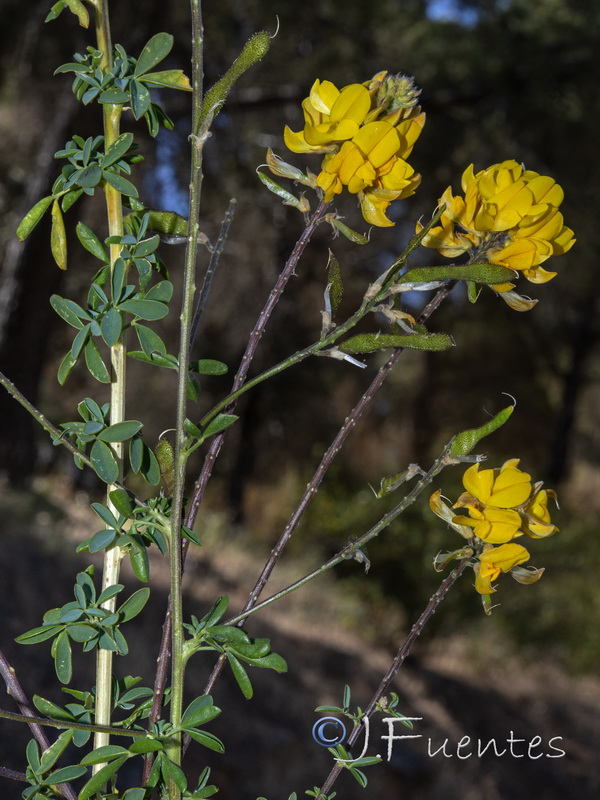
[90,0,126,765]
[164,2,204,795]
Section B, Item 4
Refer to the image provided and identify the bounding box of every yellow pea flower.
[522,487,559,539]
[284,80,372,153]
[474,543,530,595]
[453,505,523,544]
[460,459,532,509]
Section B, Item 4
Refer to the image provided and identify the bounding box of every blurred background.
[1,0,599,798]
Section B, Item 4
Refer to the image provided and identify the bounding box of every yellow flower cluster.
[284,72,425,227]
[418,160,575,310]
[430,459,557,597]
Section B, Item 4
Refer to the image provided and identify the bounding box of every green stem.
[0,707,147,738]
[225,442,457,626]
[165,1,205,793]
[91,0,126,764]
[189,267,397,444]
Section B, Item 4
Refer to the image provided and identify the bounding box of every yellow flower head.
[418,160,575,305]
[452,460,532,543]
[474,543,530,595]
[283,73,425,226]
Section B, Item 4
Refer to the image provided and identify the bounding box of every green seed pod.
[449,404,515,457]
[200,32,271,129]
[339,331,452,354]
[155,438,175,497]
[398,263,515,287]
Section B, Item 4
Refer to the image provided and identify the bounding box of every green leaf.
[119,298,169,320]
[227,652,253,698]
[91,502,118,528]
[134,33,174,77]
[339,332,453,354]
[67,624,97,642]
[99,88,131,104]
[97,584,125,604]
[53,630,72,684]
[141,442,161,485]
[71,325,90,360]
[130,80,152,119]
[39,730,74,773]
[50,199,67,270]
[16,195,53,240]
[240,652,288,672]
[161,755,188,793]
[63,0,89,27]
[80,745,130,765]
[98,420,143,442]
[127,350,178,368]
[109,488,135,518]
[89,529,117,552]
[118,588,150,622]
[46,764,87,784]
[145,280,173,303]
[202,413,238,439]
[76,164,103,188]
[50,294,85,329]
[84,339,111,383]
[201,596,229,628]
[129,546,150,583]
[33,695,76,722]
[57,350,78,385]
[103,170,139,197]
[142,69,192,91]
[78,755,129,800]
[134,323,167,357]
[129,435,143,473]
[184,728,225,753]
[181,525,201,547]
[102,133,134,168]
[184,418,203,439]
[76,222,108,262]
[90,439,119,484]
[190,359,228,376]
[128,738,164,755]
[16,625,63,645]
[349,768,368,788]
[101,307,122,347]
[181,696,221,728]
[61,187,84,212]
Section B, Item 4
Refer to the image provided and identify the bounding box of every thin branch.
[0,650,77,800]
[222,438,457,627]
[189,198,237,352]
[0,707,147,738]
[0,766,27,782]
[316,557,470,799]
